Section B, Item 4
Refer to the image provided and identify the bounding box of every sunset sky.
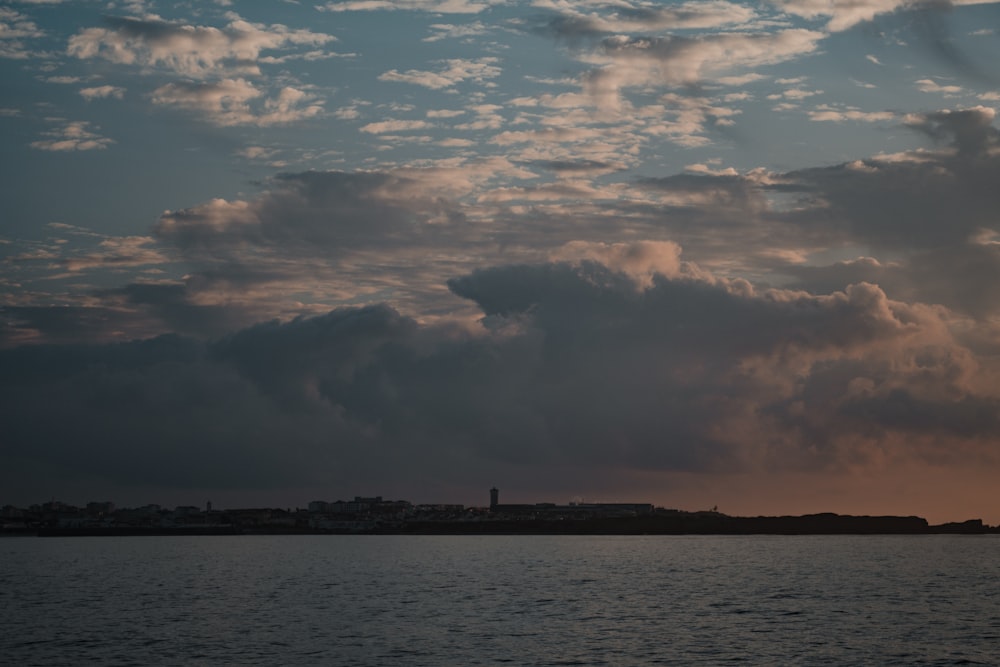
[2,0,1000,523]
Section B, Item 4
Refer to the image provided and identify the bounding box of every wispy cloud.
[320,0,499,14]
[80,85,126,100]
[581,30,824,108]
[30,120,114,151]
[379,57,501,90]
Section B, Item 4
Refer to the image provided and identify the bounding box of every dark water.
[2,535,998,665]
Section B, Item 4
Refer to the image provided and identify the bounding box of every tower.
[490,487,499,510]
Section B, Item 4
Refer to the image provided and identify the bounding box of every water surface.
[2,535,998,665]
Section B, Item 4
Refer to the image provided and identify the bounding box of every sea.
[2,534,998,666]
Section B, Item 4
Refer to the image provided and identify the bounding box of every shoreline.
[13,513,996,537]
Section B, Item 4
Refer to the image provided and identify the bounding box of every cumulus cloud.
[777,117,999,250]
[779,246,1000,319]
[67,15,334,78]
[152,170,455,254]
[902,105,998,156]
[150,79,322,126]
[4,254,998,507]
[548,240,687,286]
[0,7,45,59]
[72,161,523,331]
[93,102,998,330]
[915,78,964,95]
[141,165,508,323]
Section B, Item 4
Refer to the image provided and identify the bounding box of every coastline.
[16,513,996,537]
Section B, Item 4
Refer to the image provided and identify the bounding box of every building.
[488,487,653,518]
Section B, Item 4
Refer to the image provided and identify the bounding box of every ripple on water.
[2,534,1000,665]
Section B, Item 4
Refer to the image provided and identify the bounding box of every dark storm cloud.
[840,388,1000,438]
[0,273,288,349]
[772,107,1000,250]
[905,106,999,157]
[99,282,251,339]
[0,306,416,496]
[211,303,417,408]
[0,305,158,347]
[448,262,917,360]
[781,244,1000,319]
[751,106,1000,320]
[5,257,995,502]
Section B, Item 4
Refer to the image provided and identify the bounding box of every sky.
[2,0,1000,523]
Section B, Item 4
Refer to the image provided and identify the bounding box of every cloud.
[320,0,497,13]
[423,21,489,42]
[779,245,1000,319]
[582,30,824,108]
[79,85,126,100]
[541,0,756,38]
[67,15,334,78]
[0,305,157,347]
[771,0,910,31]
[94,281,262,339]
[426,109,466,118]
[768,0,1000,32]
[360,119,433,134]
[445,260,994,468]
[0,308,414,495]
[529,159,624,176]
[59,236,166,272]
[4,255,997,505]
[148,168,491,289]
[117,103,1000,331]
[150,79,322,126]
[807,107,896,122]
[0,7,45,59]
[765,107,1000,254]
[902,105,997,156]
[30,120,114,151]
[379,57,501,90]
[915,78,963,95]
[153,171,425,252]
[548,240,687,286]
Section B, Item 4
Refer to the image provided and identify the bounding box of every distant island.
[3,489,996,536]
